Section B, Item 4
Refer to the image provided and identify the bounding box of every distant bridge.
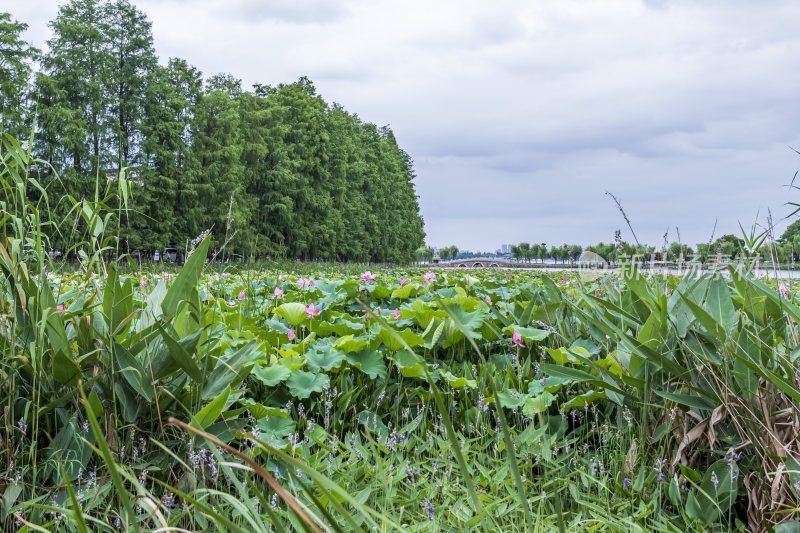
[430,258,565,269]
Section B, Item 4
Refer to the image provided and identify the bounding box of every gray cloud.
[216,0,350,25]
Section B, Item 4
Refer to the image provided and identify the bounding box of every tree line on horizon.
[504,230,800,265]
[0,2,425,263]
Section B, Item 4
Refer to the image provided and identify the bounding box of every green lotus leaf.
[287,370,329,399]
[370,285,392,299]
[345,349,387,379]
[509,326,551,343]
[251,364,291,387]
[527,376,572,395]
[258,415,296,447]
[391,285,416,300]
[546,346,580,365]
[496,389,529,409]
[306,348,346,372]
[243,401,290,419]
[396,350,426,378]
[440,371,476,389]
[274,302,307,326]
[357,410,388,434]
[522,392,556,415]
[563,389,606,409]
[408,299,437,329]
[377,327,423,352]
[334,334,368,353]
[311,318,363,337]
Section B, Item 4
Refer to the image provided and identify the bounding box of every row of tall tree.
[1,2,425,262]
[508,232,800,265]
[510,243,583,264]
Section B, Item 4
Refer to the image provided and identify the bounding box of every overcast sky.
[14,0,800,251]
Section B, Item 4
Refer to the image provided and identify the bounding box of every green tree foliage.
[415,246,434,262]
[183,73,247,252]
[0,12,39,140]
[518,242,530,262]
[666,242,693,261]
[781,219,800,242]
[440,245,458,261]
[135,58,202,251]
[13,1,425,262]
[104,0,156,169]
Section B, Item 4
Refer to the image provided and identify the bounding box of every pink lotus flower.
[595,291,601,297]
[273,287,284,299]
[393,308,401,320]
[140,279,148,287]
[305,303,320,320]
[423,271,436,285]
[361,271,377,284]
[485,295,491,303]
[400,278,408,287]
[222,273,229,279]
[288,328,296,340]
[778,282,790,300]
[57,304,66,316]
[278,274,285,281]
[511,331,526,348]
[238,289,245,300]
[297,277,314,289]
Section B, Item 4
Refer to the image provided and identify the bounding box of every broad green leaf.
[287,370,329,399]
[395,350,426,378]
[705,277,737,332]
[345,350,387,379]
[200,340,261,400]
[306,348,346,372]
[258,416,296,447]
[52,350,81,387]
[252,364,291,386]
[157,325,202,381]
[192,386,230,430]
[162,234,210,317]
[334,334,368,353]
[510,326,551,343]
[496,389,528,409]
[523,392,555,415]
[441,371,476,389]
[357,411,388,434]
[546,347,580,365]
[377,327,423,352]
[274,302,307,326]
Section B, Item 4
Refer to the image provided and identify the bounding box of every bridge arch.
[473,262,484,268]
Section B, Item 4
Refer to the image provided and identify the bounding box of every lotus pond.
[7,240,800,531]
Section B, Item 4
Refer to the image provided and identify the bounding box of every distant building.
[501,244,511,254]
